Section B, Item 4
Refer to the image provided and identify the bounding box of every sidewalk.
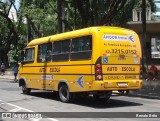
[0,75,14,80]
[129,79,160,99]
[0,71,160,99]
[129,88,160,99]
[0,71,14,80]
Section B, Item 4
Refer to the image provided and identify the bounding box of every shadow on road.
[28,91,142,108]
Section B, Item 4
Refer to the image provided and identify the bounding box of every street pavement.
[0,72,160,99]
[0,74,160,121]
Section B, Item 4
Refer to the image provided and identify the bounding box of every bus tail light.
[95,57,103,80]
[96,75,102,80]
[96,69,101,74]
[96,63,101,68]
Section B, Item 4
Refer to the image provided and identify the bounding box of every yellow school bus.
[18,26,142,102]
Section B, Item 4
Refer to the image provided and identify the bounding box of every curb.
[128,89,160,100]
[113,90,160,100]
[0,75,14,80]
[112,91,160,100]
[0,76,14,80]
[128,93,160,100]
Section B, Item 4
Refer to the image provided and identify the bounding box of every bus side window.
[84,38,91,51]
[71,35,92,60]
[71,39,79,52]
[24,48,35,63]
[37,43,52,62]
[52,39,70,61]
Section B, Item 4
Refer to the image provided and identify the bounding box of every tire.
[118,90,129,95]
[93,95,101,100]
[22,84,31,95]
[58,84,75,103]
[93,91,112,101]
[53,91,59,98]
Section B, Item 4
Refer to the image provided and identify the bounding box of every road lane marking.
[9,108,22,112]
[6,103,58,121]
[30,118,41,121]
[0,103,5,105]
[30,118,58,121]
[46,118,59,121]
[7,103,33,112]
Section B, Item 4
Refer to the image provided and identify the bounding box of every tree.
[18,0,57,41]
[69,0,155,28]
[0,0,19,66]
[0,0,156,66]
[141,0,156,69]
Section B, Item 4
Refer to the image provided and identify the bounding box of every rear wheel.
[58,84,75,103]
[53,91,59,98]
[118,90,129,95]
[93,91,112,101]
[22,84,31,95]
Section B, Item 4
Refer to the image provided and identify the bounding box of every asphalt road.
[0,78,160,121]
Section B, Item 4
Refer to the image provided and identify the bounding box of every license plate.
[118,82,128,87]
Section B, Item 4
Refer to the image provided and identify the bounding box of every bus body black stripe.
[21,64,140,67]
[20,73,139,75]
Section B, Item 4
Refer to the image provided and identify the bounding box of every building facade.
[127,1,160,65]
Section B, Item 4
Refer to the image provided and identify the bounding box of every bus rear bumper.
[92,80,142,91]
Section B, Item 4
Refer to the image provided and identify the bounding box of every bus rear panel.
[92,27,142,91]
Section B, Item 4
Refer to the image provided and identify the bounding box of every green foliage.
[134,0,156,12]
[112,0,138,26]
[8,38,26,63]
[0,0,157,65]
[18,0,57,37]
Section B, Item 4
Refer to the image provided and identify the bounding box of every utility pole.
[142,0,148,70]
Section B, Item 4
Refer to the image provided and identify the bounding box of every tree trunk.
[57,0,62,33]
[26,17,31,43]
[0,50,9,68]
[142,0,148,71]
